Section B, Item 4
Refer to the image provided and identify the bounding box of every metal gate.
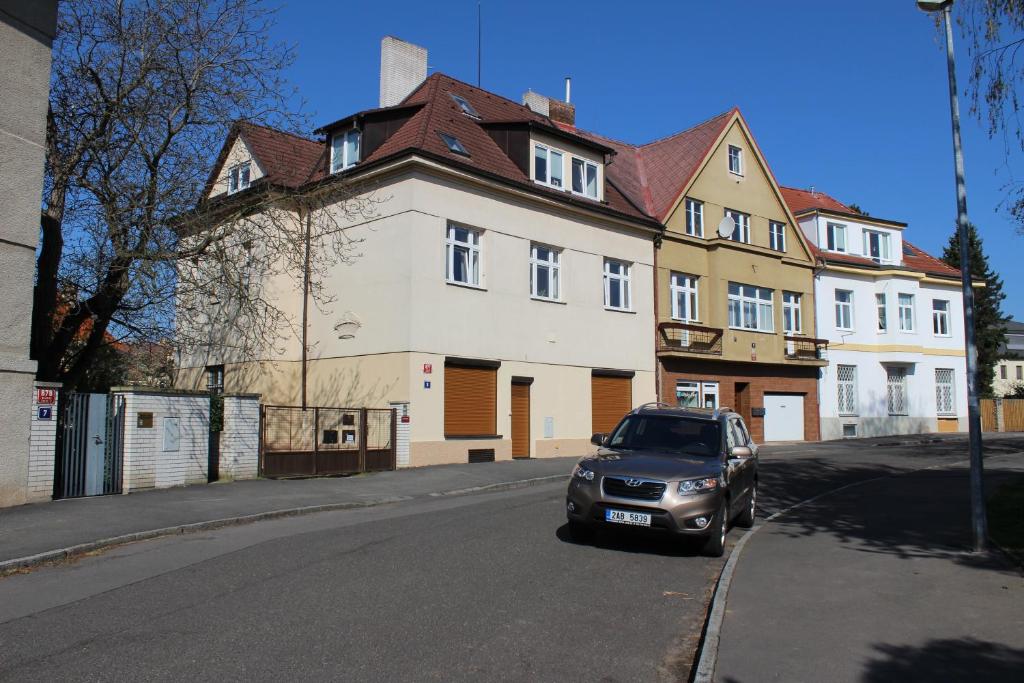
[54,392,125,498]
[260,405,396,477]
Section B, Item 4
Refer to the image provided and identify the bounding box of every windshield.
[607,415,720,457]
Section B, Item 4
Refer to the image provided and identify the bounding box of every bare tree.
[35,0,375,389]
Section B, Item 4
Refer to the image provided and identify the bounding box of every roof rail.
[633,401,675,412]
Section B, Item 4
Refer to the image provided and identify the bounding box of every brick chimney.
[379,36,427,108]
[522,89,575,126]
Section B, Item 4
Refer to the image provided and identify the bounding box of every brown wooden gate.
[1004,399,1024,432]
[260,406,396,477]
[981,399,998,432]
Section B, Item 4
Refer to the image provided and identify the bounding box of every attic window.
[227,162,251,194]
[330,129,361,173]
[449,93,480,119]
[439,132,470,156]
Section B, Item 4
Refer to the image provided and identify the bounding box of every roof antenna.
[477,1,482,87]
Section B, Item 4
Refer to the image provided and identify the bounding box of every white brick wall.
[379,36,427,107]
[115,390,210,493]
[220,394,260,480]
[26,382,61,502]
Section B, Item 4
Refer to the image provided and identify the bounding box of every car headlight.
[573,464,596,481]
[678,477,719,495]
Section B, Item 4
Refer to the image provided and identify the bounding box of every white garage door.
[763,394,805,442]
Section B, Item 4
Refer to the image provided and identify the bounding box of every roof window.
[439,132,470,157]
[449,93,480,118]
[902,243,915,257]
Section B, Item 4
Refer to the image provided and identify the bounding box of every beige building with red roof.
[782,187,969,439]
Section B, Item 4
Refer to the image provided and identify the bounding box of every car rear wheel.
[700,500,727,557]
[567,520,594,544]
[735,484,757,529]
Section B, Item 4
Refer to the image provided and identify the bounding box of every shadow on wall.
[862,638,1024,683]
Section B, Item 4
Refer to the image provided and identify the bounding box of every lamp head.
[917,0,953,11]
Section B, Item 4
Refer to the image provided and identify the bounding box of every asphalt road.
[0,482,726,682]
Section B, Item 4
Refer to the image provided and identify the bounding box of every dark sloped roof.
[202,121,325,198]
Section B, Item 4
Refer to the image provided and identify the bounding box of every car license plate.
[605,509,652,526]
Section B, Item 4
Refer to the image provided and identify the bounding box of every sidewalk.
[0,457,575,568]
[713,451,1024,682]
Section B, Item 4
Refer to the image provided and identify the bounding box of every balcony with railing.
[784,336,829,363]
[657,322,723,356]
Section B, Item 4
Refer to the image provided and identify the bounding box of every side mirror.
[590,433,607,446]
[730,445,753,459]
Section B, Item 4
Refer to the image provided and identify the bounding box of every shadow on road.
[554,523,711,558]
[861,638,1024,682]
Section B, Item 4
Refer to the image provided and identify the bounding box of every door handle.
[93,435,104,445]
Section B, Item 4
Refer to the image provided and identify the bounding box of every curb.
[0,473,567,576]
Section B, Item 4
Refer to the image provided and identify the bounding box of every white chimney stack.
[379,36,427,108]
[565,76,571,103]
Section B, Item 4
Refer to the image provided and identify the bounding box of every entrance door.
[56,392,123,498]
[511,382,531,458]
[763,393,805,441]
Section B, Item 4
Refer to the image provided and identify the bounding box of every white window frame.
[826,222,847,253]
[728,144,743,175]
[670,272,699,322]
[330,129,361,173]
[570,156,600,200]
[728,282,775,332]
[932,299,951,337]
[685,198,704,237]
[445,223,482,287]
[529,243,561,301]
[675,380,719,409]
[837,364,858,416]
[769,221,786,252]
[935,368,955,416]
[898,293,915,333]
[725,209,751,244]
[835,289,854,331]
[863,229,891,263]
[603,259,632,311]
[876,293,888,332]
[533,144,564,190]
[886,366,908,416]
[782,291,802,334]
[227,162,251,194]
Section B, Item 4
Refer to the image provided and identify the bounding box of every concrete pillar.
[220,394,261,480]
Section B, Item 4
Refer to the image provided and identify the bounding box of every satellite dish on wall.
[717,216,735,239]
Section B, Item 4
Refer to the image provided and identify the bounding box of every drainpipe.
[653,231,663,403]
[301,209,311,409]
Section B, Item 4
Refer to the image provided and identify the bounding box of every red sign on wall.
[36,388,56,405]
[423,363,432,374]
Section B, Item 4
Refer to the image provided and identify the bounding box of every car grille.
[602,477,666,501]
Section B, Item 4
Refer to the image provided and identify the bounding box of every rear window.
[608,415,720,457]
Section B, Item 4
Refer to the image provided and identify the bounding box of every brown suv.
[565,404,758,557]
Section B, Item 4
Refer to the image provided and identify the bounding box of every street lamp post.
[917,0,987,551]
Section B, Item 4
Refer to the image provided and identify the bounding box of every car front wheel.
[700,500,727,557]
[735,484,756,529]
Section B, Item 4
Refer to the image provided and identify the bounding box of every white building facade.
[783,188,968,439]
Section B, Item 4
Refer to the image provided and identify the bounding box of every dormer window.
[227,162,251,194]
[728,145,743,175]
[439,132,470,156]
[330,129,361,173]
[863,229,891,263]
[571,157,599,199]
[449,93,480,119]
[534,144,563,189]
[826,222,847,253]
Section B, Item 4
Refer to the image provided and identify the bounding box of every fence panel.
[981,399,998,432]
[1003,399,1024,432]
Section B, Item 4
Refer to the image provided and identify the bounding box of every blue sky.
[269,0,1024,320]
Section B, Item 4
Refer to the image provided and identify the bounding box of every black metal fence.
[260,405,397,477]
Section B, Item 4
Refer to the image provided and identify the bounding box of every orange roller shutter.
[444,365,497,437]
[591,375,632,434]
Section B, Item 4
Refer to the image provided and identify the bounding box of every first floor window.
[835,289,854,330]
[603,259,631,310]
[769,221,786,252]
[876,293,888,332]
[886,366,908,415]
[932,299,950,336]
[1000,365,1007,379]
[935,368,955,416]
[725,209,751,243]
[446,223,481,286]
[837,365,857,416]
[670,272,699,321]
[227,162,251,194]
[728,282,774,332]
[676,380,719,409]
[1018,365,1023,380]
[206,365,225,394]
[685,198,704,237]
[782,291,802,334]
[898,293,915,332]
[826,222,847,252]
[534,144,564,188]
[530,244,561,300]
[330,130,361,172]
[571,157,599,199]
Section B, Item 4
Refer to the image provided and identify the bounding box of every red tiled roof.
[902,240,961,278]
[237,122,325,187]
[780,186,853,215]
